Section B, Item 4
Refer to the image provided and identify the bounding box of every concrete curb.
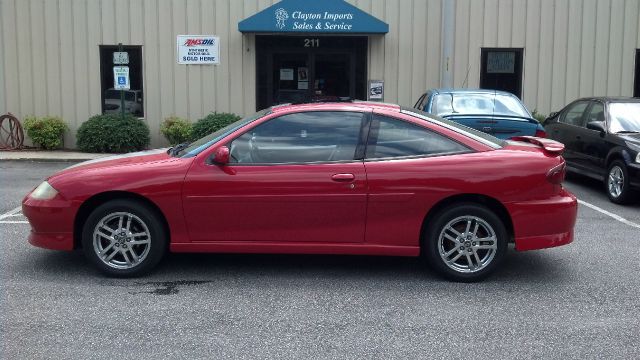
[0,151,111,162]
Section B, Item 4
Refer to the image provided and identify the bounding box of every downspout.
[440,0,455,89]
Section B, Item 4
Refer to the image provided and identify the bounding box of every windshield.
[608,103,640,133]
[178,108,271,157]
[105,90,135,101]
[432,93,531,118]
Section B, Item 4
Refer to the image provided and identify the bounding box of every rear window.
[431,93,530,118]
[400,107,506,149]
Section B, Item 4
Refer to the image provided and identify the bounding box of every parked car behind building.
[414,89,546,139]
[103,88,143,117]
[544,97,640,204]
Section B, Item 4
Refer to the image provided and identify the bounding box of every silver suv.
[103,88,143,116]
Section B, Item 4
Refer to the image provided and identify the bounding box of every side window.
[366,115,470,159]
[229,111,365,164]
[585,101,605,125]
[560,101,589,126]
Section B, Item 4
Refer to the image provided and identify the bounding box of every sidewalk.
[0,150,109,162]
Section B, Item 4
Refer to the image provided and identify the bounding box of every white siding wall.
[1,0,639,148]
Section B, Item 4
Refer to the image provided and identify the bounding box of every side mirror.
[211,146,230,165]
[549,112,558,118]
[586,121,606,133]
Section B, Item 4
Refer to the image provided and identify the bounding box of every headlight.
[30,181,59,200]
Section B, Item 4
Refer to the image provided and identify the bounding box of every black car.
[545,97,640,204]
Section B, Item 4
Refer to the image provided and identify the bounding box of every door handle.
[576,135,581,140]
[331,173,355,182]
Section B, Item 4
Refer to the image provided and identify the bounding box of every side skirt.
[170,242,420,257]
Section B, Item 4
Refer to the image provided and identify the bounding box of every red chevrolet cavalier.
[23,102,577,281]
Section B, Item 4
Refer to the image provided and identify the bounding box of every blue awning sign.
[238,0,388,34]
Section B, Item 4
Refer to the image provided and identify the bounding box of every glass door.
[271,53,310,105]
[312,53,355,102]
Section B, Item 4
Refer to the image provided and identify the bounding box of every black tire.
[606,160,636,204]
[81,199,167,277]
[423,203,508,282]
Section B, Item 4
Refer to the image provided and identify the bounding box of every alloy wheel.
[437,215,498,273]
[92,212,151,270]
[607,165,624,199]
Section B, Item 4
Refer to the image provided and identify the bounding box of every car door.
[574,100,608,176]
[546,100,590,168]
[362,112,473,247]
[182,110,369,243]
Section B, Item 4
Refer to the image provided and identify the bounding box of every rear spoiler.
[510,136,565,156]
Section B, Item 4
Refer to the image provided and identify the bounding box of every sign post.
[113,43,130,121]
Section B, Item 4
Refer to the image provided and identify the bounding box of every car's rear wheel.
[81,199,167,277]
[606,160,635,204]
[424,203,508,282]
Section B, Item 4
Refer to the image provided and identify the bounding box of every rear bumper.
[506,188,578,251]
[22,196,76,251]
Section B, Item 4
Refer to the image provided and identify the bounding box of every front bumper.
[506,188,578,251]
[22,195,75,251]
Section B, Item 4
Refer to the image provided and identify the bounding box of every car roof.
[269,101,401,114]
[427,88,518,97]
[572,96,640,103]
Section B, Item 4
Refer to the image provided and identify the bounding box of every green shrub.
[23,116,68,150]
[160,116,192,145]
[191,112,241,140]
[76,113,150,153]
[531,109,547,124]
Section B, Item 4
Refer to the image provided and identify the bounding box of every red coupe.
[23,102,577,281]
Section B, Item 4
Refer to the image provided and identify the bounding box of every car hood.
[51,148,174,178]
[105,98,134,105]
[618,132,640,144]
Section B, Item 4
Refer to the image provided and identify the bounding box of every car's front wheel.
[424,203,508,282]
[81,199,167,277]
[606,160,635,204]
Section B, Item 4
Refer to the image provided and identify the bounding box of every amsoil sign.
[177,35,220,65]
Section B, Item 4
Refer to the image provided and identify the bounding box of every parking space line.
[0,206,22,220]
[578,199,640,230]
[0,221,28,224]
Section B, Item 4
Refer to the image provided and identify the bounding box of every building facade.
[1,0,639,148]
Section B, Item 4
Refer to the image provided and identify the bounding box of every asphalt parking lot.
[1,160,639,359]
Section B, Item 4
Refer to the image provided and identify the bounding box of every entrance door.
[480,48,524,98]
[257,36,368,110]
[272,53,310,104]
[268,51,355,106]
[313,52,355,101]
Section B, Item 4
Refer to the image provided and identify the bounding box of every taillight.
[535,129,547,138]
[547,162,566,184]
